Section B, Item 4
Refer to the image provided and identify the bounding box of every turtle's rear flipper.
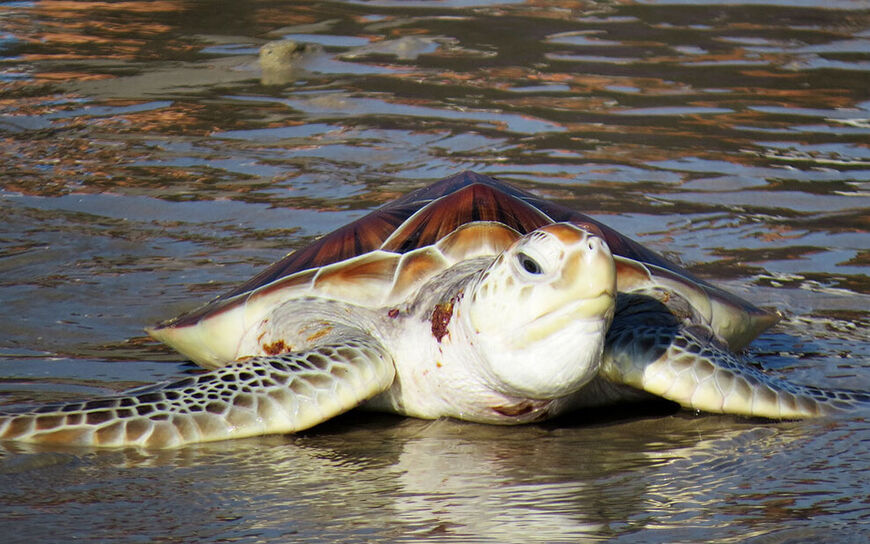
[602,323,870,419]
[0,335,395,448]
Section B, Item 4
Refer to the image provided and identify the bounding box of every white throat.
[462,295,611,399]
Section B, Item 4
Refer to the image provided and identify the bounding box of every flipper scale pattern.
[0,339,395,448]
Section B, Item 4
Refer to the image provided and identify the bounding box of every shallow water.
[0,0,869,542]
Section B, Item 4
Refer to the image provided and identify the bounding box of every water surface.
[1,0,869,542]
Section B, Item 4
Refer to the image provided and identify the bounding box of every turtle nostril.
[586,236,610,256]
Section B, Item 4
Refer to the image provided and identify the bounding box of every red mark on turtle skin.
[430,301,454,343]
[388,308,400,319]
[492,402,535,417]
[262,340,289,355]
[492,400,549,419]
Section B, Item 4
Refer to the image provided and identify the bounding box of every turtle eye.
[517,253,543,275]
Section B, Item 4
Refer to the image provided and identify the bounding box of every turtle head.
[466,223,616,399]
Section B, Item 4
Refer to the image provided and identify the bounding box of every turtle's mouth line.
[552,289,615,317]
[510,291,614,347]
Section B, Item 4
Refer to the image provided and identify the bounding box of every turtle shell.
[149,171,778,368]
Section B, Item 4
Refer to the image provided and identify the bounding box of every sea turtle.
[1,171,867,448]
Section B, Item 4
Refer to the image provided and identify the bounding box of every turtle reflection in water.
[2,172,868,448]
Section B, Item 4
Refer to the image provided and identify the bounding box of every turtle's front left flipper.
[602,320,870,419]
[0,335,395,448]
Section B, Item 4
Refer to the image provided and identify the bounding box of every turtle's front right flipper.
[602,322,870,419]
[0,336,395,448]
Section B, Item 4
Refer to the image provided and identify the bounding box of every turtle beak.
[557,230,616,316]
[545,224,615,313]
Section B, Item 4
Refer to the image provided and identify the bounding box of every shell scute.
[252,268,317,301]
[434,222,521,263]
[389,247,451,303]
[312,250,401,306]
[381,182,551,253]
[615,257,712,323]
[230,206,413,300]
